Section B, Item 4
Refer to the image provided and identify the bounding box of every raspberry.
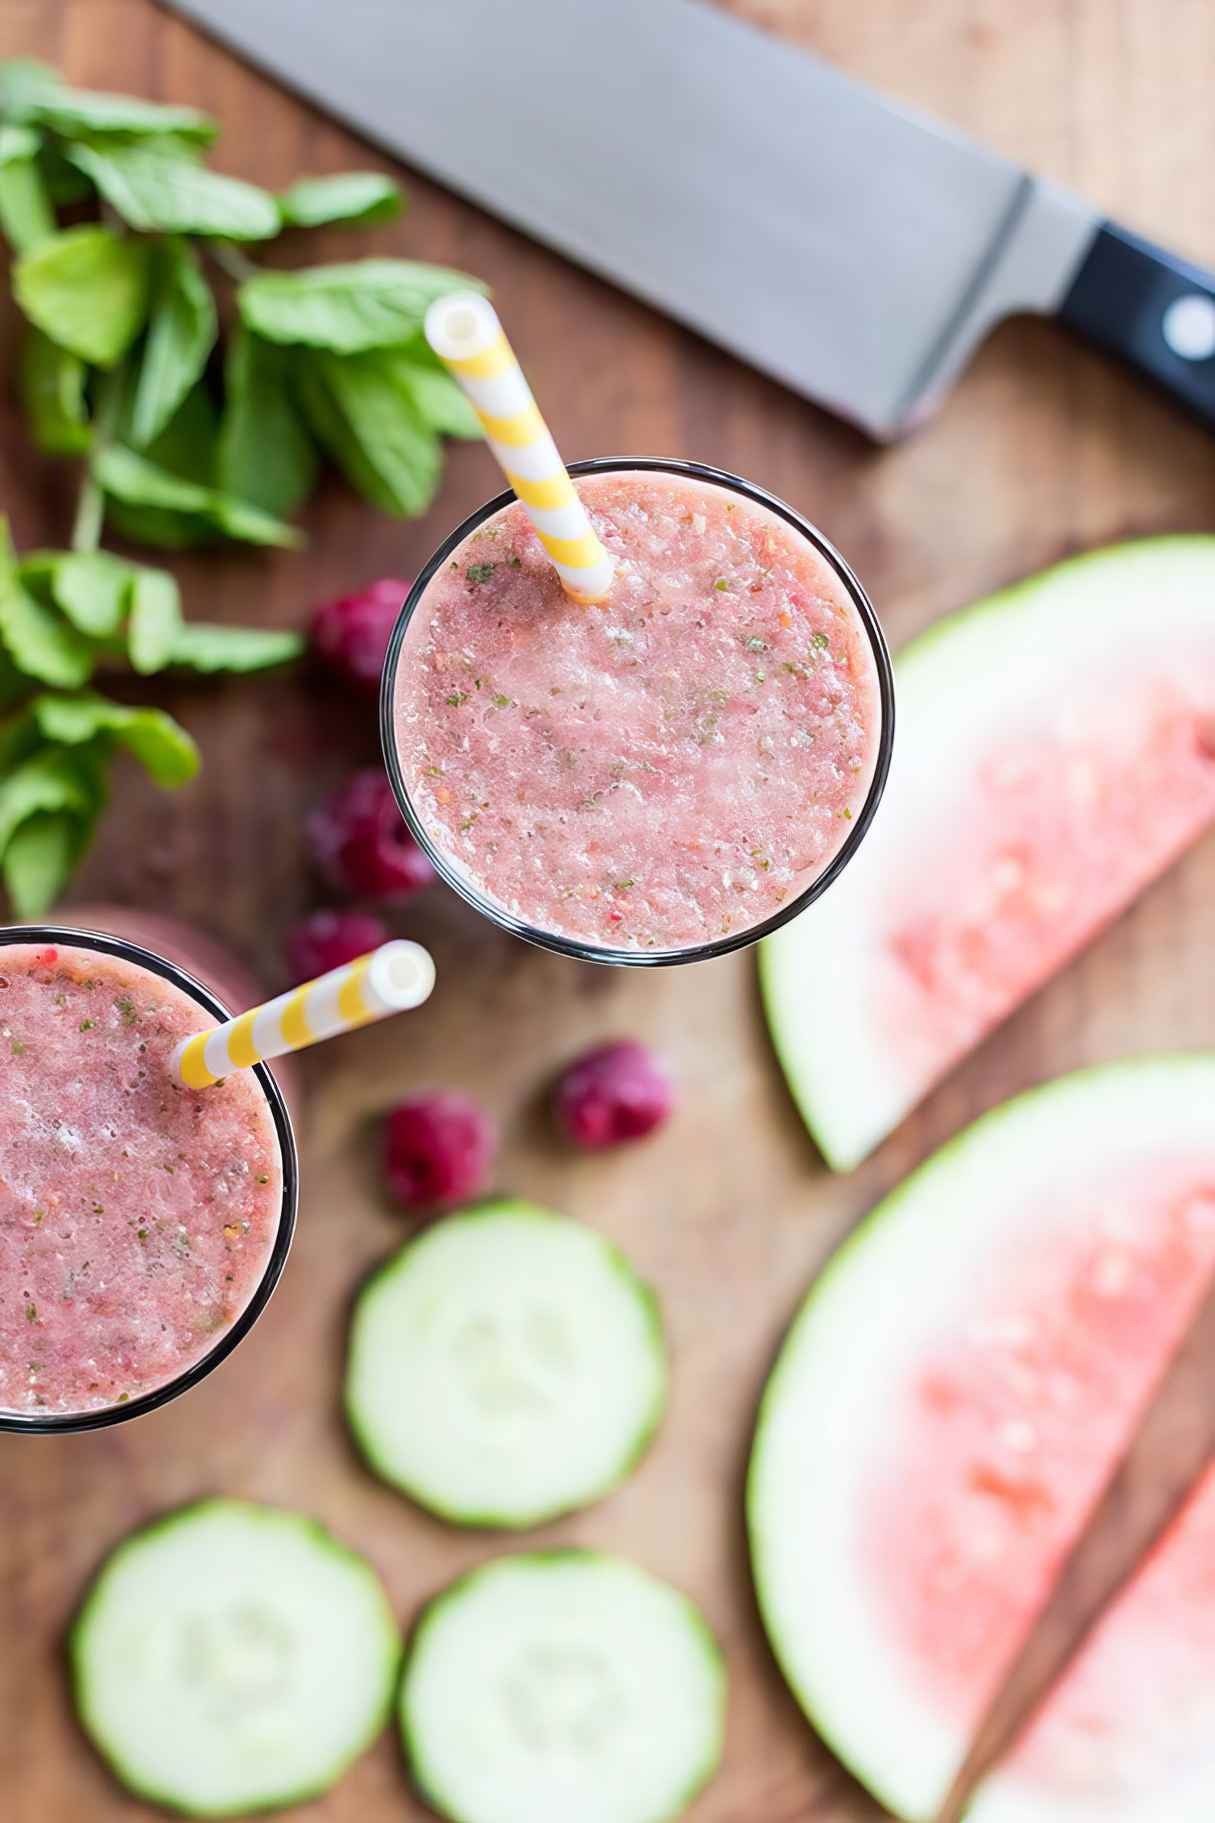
[311,577,410,694]
[553,1040,675,1150]
[384,1093,496,1213]
[308,770,435,902]
[286,909,388,983]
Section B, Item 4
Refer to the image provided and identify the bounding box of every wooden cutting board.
[2,3,1214,1819]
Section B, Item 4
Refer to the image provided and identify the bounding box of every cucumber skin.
[399,1549,728,1823]
[344,1200,669,1530]
[69,1497,401,1819]
[746,1052,1215,1817]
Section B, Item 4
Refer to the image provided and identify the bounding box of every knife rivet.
[1161,294,1215,362]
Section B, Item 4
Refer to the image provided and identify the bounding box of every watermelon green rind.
[400,1550,728,1823]
[761,535,1215,1171]
[70,1497,401,1817]
[345,1199,668,1529]
[747,1054,1215,1822]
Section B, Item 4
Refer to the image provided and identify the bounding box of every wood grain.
[1,3,1214,1820]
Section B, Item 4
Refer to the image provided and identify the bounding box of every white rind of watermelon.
[747,1056,1215,1823]
[761,537,1215,1171]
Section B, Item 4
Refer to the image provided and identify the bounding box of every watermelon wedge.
[761,538,1215,1171]
[970,1464,1215,1823]
[747,1058,1215,1821]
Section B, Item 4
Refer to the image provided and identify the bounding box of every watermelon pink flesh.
[748,1060,1215,1821]
[882,686,1215,1090]
[864,1156,1215,1736]
[761,538,1215,1171]
[969,1465,1215,1822]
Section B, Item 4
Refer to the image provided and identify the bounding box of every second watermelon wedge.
[748,1057,1215,1820]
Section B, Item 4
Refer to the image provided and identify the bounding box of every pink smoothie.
[393,469,881,951]
[0,942,282,1417]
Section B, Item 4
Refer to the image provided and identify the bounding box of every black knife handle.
[1058,223,1215,428]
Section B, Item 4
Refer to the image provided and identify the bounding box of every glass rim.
[380,455,895,967]
[0,924,299,1436]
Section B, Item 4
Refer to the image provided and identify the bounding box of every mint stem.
[205,239,259,283]
[70,472,105,555]
[70,364,124,554]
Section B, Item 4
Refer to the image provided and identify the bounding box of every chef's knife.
[161,0,1215,440]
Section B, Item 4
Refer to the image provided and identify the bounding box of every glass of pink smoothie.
[0,925,297,1434]
[383,459,894,964]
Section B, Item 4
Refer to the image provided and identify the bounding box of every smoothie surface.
[0,943,282,1416]
[393,470,881,951]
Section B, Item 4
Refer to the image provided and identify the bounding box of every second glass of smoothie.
[0,926,297,1434]
[383,459,893,964]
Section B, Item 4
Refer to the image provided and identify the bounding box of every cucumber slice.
[71,1498,399,1816]
[345,1199,666,1527]
[401,1551,726,1823]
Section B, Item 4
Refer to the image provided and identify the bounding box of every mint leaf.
[296,350,440,517]
[375,340,482,439]
[130,381,217,484]
[37,141,91,206]
[96,446,303,549]
[0,60,62,116]
[0,744,94,855]
[66,142,279,240]
[0,701,39,773]
[0,584,94,687]
[2,811,82,918]
[20,328,90,454]
[13,551,59,598]
[0,123,41,163]
[277,172,403,229]
[0,646,28,712]
[50,552,133,637]
[0,521,92,688]
[217,327,317,518]
[130,238,217,446]
[239,260,486,352]
[95,445,212,512]
[169,622,304,675]
[126,568,182,675]
[32,691,199,787]
[105,384,219,549]
[0,125,55,252]
[10,82,215,144]
[210,492,304,549]
[14,225,150,366]
[102,501,213,551]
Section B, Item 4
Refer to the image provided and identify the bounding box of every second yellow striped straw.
[173,941,436,1089]
[424,293,616,606]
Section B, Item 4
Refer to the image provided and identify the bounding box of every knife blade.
[161,0,1215,439]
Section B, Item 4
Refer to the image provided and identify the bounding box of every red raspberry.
[384,1092,496,1213]
[308,770,435,902]
[311,577,410,694]
[553,1040,675,1150]
[286,909,388,983]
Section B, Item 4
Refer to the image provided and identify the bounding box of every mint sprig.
[2,58,485,541]
[0,55,488,915]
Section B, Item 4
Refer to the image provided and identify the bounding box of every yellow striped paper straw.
[424,293,616,605]
[173,941,436,1090]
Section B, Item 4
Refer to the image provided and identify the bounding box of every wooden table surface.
[2,3,1214,1820]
